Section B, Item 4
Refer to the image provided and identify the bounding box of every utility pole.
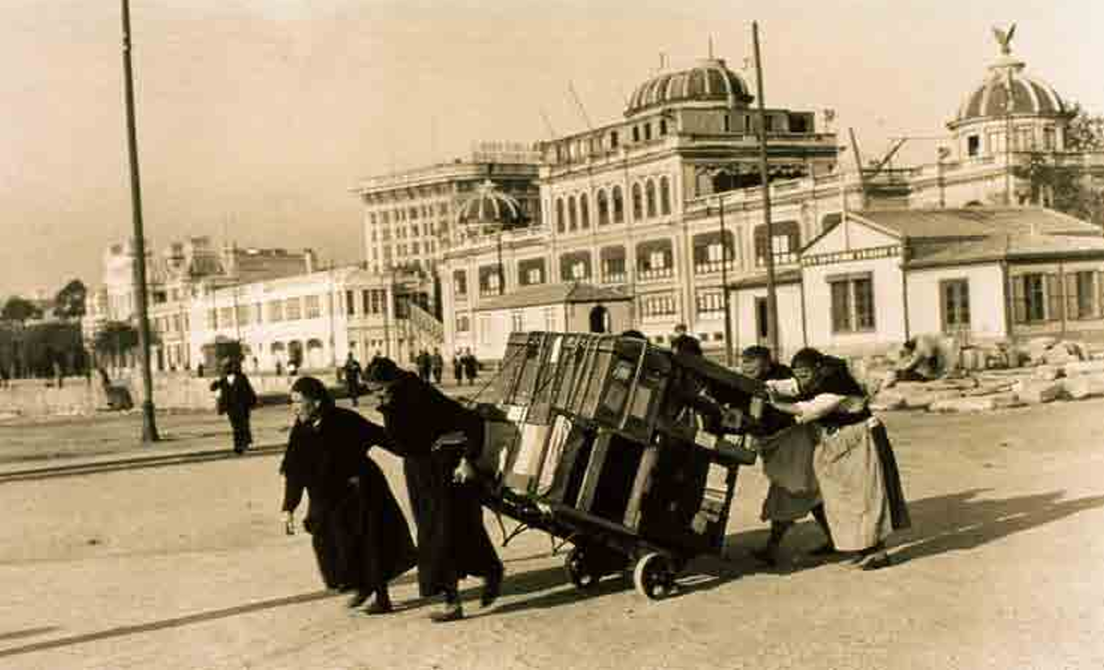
[752,21,780,357]
[719,195,734,368]
[120,0,159,442]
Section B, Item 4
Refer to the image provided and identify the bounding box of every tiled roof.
[905,234,1104,268]
[475,282,632,311]
[854,208,1100,240]
[727,268,803,290]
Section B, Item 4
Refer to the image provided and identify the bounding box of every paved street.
[2,399,1104,670]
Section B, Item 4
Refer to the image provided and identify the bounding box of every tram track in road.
[0,443,286,484]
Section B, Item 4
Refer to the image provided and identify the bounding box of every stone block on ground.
[990,392,1025,409]
[929,396,998,413]
[1063,360,1104,377]
[1033,365,1064,381]
[1012,380,1064,404]
[1043,341,1086,367]
[1061,374,1104,400]
[964,381,1016,397]
[902,389,963,409]
[870,390,906,411]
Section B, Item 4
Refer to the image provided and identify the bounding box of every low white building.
[732,207,1104,362]
[189,266,437,372]
[470,282,632,361]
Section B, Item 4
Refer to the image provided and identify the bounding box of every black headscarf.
[291,375,335,413]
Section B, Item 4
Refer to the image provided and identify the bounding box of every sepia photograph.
[1,1,1102,668]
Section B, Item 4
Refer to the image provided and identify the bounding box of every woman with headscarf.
[280,376,417,614]
[364,356,503,623]
[764,348,911,570]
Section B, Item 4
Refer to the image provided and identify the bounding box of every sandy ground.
[1,399,1103,669]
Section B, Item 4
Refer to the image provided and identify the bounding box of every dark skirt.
[309,459,418,593]
[403,451,501,598]
[870,422,912,531]
[229,412,252,450]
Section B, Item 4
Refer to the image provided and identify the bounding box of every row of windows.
[553,118,671,162]
[964,126,1058,158]
[206,290,390,329]
[372,222,436,242]
[553,176,673,233]
[369,202,450,226]
[1011,270,1103,324]
[150,313,190,334]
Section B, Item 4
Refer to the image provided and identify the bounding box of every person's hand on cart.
[453,458,477,485]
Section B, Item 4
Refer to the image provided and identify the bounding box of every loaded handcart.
[454,331,775,600]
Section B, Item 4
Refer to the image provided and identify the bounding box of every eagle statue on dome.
[992,23,1016,56]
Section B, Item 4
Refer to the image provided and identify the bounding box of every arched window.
[645,179,657,218]
[612,186,625,223]
[579,193,590,229]
[568,195,578,231]
[555,198,565,233]
[632,183,644,221]
[597,189,610,226]
[660,176,672,215]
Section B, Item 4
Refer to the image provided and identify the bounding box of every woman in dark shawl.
[365,357,503,623]
[280,376,417,614]
[765,348,911,570]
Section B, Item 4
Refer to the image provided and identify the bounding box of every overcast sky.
[1,0,1100,297]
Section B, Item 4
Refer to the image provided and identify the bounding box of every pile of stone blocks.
[869,340,1104,413]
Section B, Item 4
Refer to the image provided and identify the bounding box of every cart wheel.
[565,546,600,590]
[633,552,676,600]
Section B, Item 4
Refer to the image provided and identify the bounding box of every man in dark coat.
[461,348,478,385]
[342,352,363,407]
[210,359,258,454]
[280,376,416,614]
[430,348,444,385]
[365,357,503,623]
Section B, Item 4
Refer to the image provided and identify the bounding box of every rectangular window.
[267,301,283,323]
[695,291,725,316]
[285,297,302,321]
[603,257,626,283]
[527,267,543,285]
[510,311,524,333]
[1067,271,1098,320]
[345,290,355,316]
[1012,273,1047,323]
[454,271,468,297]
[219,307,234,328]
[829,274,875,333]
[362,290,371,315]
[649,251,666,270]
[967,135,980,157]
[305,295,321,319]
[456,315,470,332]
[941,279,971,332]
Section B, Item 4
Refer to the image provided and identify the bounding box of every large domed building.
[947,27,1073,164]
[355,28,1103,365]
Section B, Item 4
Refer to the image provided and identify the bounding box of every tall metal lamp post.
[120,0,159,442]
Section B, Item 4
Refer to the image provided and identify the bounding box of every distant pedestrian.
[275,360,283,376]
[0,365,9,389]
[452,352,463,386]
[430,348,444,385]
[671,323,700,355]
[416,349,432,384]
[281,376,416,614]
[196,362,205,378]
[53,360,64,389]
[343,352,363,407]
[210,359,258,455]
[461,348,478,386]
